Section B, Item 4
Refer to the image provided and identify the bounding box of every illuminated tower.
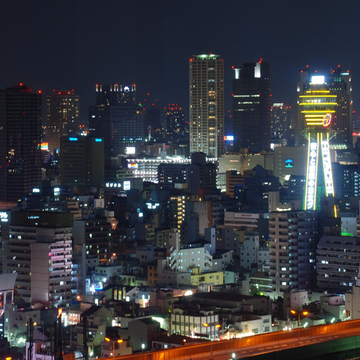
[300,75,337,210]
[189,54,224,158]
[296,66,352,148]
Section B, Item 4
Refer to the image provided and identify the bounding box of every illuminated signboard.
[321,136,334,196]
[106,183,122,188]
[69,137,78,141]
[224,135,234,141]
[305,141,318,210]
[0,212,8,222]
[311,75,325,84]
[123,181,131,190]
[285,159,293,168]
[41,142,49,151]
[32,188,40,193]
[128,163,138,169]
[95,138,102,142]
[126,147,136,154]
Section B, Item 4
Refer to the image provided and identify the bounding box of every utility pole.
[82,315,88,360]
[28,318,33,360]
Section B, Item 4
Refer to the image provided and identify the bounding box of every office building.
[0,84,42,202]
[60,136,104,191]
[89,84,145,157]
[232,60,271,153]
[189,54,224,157]
[46,90,80,154]
[3,211,73,308]
[269,211,319,296]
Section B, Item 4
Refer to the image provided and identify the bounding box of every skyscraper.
[89,84,145,157]
[60,136,105,190]
[0,84,42,202]
[46,90,80,154]
[189,54,224,158]
[296,66,353,148]
[164,104,187,143]
[232,60,271,153]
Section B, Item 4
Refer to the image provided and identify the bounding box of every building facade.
[269,211,319,296]
[232,60,271,153]
[46,90,80,154]
[60,136,104,190]
[189,54,224,158]
[89,84,144,157]
[0,84,42,202]
[3,211,73,308]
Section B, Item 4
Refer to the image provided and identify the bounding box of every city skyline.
[1,1,359,123]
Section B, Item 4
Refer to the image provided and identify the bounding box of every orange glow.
[216,324,221,328]
[38,90,42,94]
[58,308,63,318]
[290,310,296,315]
[117,339,123,343]
[105,337,110,342]
[303,311,309,316]
[203,323,208,327]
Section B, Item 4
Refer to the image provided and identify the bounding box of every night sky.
[1,0,359,125]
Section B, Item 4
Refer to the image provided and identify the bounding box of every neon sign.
[322,114,332,127]
[321,136,334,196]
[305,142,318,210]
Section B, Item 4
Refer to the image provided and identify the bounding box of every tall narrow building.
[0,84,42,202]
[46,90,80,154]
[189,54,224,158]
[232,60,271,153]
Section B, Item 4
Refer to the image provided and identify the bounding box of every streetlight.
[290,310,309,341]
[232,353,236,359]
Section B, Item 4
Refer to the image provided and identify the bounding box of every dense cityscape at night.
[1,1,360,360]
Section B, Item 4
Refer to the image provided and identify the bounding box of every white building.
[3,211,73,308]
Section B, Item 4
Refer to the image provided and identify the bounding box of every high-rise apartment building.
[271,103,291,145]
[269,211,319,296]
[296,66,353,148]
[3,211,73,308]
[46,90,80,154]
[232,60,271,153]
[0,84,42,202]
[189,54,224,158]
[89,84,145,157]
